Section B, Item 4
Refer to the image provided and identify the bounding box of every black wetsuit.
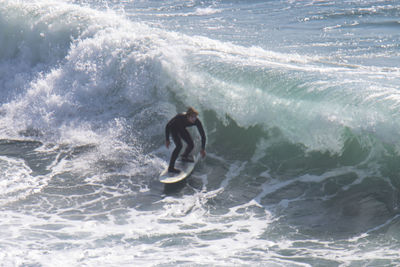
[165,113,206,170]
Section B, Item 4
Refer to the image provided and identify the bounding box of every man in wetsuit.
[165,107,206,173]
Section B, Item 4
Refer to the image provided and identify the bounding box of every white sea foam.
[0,156,48,205]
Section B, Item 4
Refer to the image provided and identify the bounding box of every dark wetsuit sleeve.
[165,117,174,142]
[195,119,206,150]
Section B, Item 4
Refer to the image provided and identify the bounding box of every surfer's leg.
[169,131,182,171]
[181,129,194,158]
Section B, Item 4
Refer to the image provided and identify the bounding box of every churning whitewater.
[0,0,400,266]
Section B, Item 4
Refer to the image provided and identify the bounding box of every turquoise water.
[0,0,400,265]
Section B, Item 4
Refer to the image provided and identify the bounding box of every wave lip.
[1,0,400,155]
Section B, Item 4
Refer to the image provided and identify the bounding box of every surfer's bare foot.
[168,168,181,174]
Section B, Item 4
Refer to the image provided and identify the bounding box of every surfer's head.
[186,107,199,123]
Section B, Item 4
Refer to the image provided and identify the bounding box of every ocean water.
[1,0,400,266]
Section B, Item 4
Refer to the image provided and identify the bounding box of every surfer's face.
[188,114,197,123]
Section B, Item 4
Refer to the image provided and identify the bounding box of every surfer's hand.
[200,149,206,158]
[166,140,170,148]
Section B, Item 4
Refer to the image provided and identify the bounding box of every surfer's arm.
[165,119,172,144]
[165,115,179,148]
[195,119,206,151]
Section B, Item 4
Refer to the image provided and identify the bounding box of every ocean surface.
[1,0,400,266]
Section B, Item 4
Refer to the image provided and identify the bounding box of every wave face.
[0,0,400,266]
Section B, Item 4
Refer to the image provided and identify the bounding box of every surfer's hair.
[186,107,199,116]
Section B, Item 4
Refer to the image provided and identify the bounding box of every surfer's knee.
[187,140,194,150]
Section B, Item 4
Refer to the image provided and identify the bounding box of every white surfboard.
[159,154,199,184]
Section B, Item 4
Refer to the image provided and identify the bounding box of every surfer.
[165,107,206,173]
